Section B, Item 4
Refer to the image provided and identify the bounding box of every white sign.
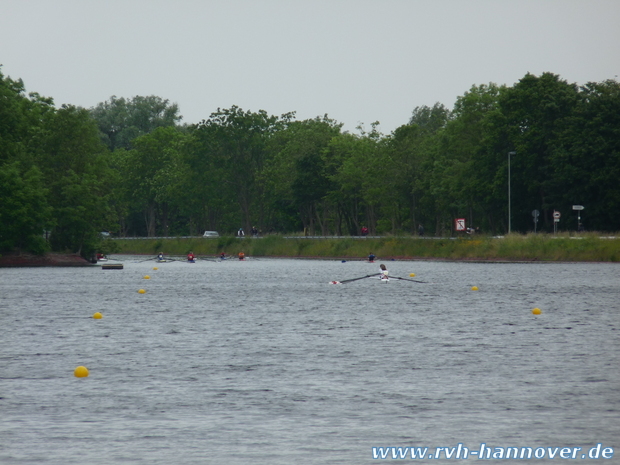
[455,218,466,231]
[553,211,561,219]
[572,205,584,211]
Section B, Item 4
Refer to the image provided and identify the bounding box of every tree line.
[1,68,619,259]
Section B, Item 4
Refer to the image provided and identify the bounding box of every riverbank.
[111,233,620,262]
[0,252,93,267]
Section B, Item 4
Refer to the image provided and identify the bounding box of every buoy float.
[471,286,479,291]
[93,312,102,319]
[74,366,89,378]
[144,275,150,279]
[153,267,158,270]
[138,289,146,294]
[409,273,416,277]
[532,308,542,315]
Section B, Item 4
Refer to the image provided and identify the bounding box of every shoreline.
[0,252,94,267]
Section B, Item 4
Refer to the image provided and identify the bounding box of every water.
[1,258,618,464]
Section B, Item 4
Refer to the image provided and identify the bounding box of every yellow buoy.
[532,308,542,315]
[74,366,89,378]
[471,286,479,291]
[144,275,150,279]
[138,289,146,294]
[153,267,158,270]
[409,273,416,277]
[93,312,102,319]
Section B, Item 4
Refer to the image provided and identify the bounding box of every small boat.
[102,263,123,270]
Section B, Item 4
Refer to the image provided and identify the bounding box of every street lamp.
[508,151,516,233]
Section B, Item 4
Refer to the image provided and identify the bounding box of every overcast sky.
[2,0,619,134]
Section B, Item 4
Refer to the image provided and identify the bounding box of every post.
[508,152,516,233]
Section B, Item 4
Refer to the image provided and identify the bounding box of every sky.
[1,0,619,134]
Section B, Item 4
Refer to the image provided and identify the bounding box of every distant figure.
[96,252,105,260]
[251,226,258,237]
[187,251,195,262]
[361,226,369,236]
[238,252,245,260]
[237,228,245,237]
[220,252,226,260]
[157,252,164,261]
[368,253,376,262]
[418,224,424,236]
[379,264,389,281]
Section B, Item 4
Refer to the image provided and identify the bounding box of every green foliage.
[2,67,620,255]
[0,162,52,253]
[89,95,182,150]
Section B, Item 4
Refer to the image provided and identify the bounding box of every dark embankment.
[0,252,94,267]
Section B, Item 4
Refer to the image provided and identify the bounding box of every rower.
[187,251,195,262]
[157,252,164,261]
[238,252,245,260]
[379,264,389,281]
[368,253,376,262]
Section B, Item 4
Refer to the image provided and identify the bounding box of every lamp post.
[508,152,516,233]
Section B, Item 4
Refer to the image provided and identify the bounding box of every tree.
[262,116,341,234]
[551,79,620,231]
[492,73,580,232]
[0,162,52,254]
[90,95,182,150]
[36,105,114,255]
[409,103,451,134]
[189,106,287,233]
[123,127,189,236]
[0,69,55,165]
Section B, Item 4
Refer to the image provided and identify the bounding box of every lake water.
[1,257,618,464]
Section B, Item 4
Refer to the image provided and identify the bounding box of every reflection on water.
[1,258,618,464]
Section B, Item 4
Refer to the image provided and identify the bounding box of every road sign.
[455,218,466,231]
[532,209,540,218]
[572,205,584,211]
[553,211,561,219]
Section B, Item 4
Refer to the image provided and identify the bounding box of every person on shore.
[361,226,369,236]
[418,224,424,236]
[187,251,195,262]
[379,263,389,281]
[368,253,376,262]
[237,228,245,237]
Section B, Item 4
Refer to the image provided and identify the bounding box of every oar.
[390,276,427,283]
[331,273,381,284]
[134,256,158,263]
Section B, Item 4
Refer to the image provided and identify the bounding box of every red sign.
[455,218,466,231]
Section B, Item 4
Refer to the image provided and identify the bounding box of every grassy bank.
[110,233,620,262]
